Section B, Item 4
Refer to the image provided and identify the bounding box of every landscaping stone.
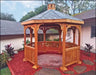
[14,51,18,54]
[73,66,87,73]
[83,60,94,65]
[34,68,61,75]
[8,58,12,61]
[64,71,74,74]
[79,70,96,75]
[94,60,96,62]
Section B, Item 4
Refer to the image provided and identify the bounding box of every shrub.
[54,38,59,41]
[5,44,14,57]
[46,39,52,41]
[0,51,10,69]
[22,39,30,48]
[84,43,93,56]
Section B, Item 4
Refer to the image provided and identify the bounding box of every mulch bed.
[7,50,96,75]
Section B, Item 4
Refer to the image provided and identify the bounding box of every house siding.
[0,35,35,53]
[81,26,96,51]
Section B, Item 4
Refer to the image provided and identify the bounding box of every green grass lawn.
[1,67,11,75]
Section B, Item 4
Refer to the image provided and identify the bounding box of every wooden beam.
[21,19,84,25]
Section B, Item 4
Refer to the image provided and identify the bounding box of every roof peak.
[47,1,56,10]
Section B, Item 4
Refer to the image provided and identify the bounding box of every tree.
[20,0,95,22]
[45,0,95,15]
[68,0,95,15]
[20,5,47,22]
[0,13,16,21]
[35,5,47,15]
[20,11,36,22]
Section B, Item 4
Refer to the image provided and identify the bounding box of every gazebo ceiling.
[21,4,84,25]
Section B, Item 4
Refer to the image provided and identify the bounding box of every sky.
[1,0,45,22]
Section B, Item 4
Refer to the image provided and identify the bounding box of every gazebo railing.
[24,45,35,64]
[38,41,62,53]
[25,41,80,68]
[27,41,78,54]
[65,46,80,66]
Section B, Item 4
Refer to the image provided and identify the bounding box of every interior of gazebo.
[21,2,84,71]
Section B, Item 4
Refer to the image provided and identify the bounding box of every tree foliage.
[20,0,96,22]
[20,5,47,22]
[45,0,95,15]
[0,13,16,21]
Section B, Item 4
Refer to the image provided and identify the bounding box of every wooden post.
[59,30,61,41]
[77,26,81,64]
[24,27,26,45]
[30,28,32,46]
[43,30,46,41]
[23,26,27,61]
[32,24,40,69]
[78,31,80,46]
[60,24,67,71]
[59,30,61,53]
[73,29,76,44]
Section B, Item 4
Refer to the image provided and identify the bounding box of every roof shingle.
[0,20,58,35]
[74,9,96,19]
[25,10,82,22]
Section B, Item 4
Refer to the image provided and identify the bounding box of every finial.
[47,0,56,10]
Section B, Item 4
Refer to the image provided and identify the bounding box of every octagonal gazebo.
[21,2,84,71]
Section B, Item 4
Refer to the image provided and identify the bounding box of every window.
[91,25,96,37]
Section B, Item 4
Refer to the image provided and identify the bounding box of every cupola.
[47,1,56,10]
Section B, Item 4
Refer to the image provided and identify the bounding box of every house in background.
[0,20,59,53]
[74,9,96,53]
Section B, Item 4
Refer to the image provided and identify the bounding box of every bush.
[22,39,30,48]
[0,51,10,69]
[46,39,52,41]
[54,38,59,41]
[5,44,14,57]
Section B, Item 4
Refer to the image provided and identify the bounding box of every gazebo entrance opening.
[23,23,81,71]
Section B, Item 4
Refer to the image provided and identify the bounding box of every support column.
[73,29,76,44]
[30,28,33,46]
[43,30,46,41]
[60,24,67,71]
[59,30,61,41]
[24,27,26,45]
[77,26,81,64]
[32,25,40,69]
[59,30,61,53]
[78,32,80,46]
[23,27,27,61]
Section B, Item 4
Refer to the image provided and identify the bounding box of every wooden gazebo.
[21,2,84,71]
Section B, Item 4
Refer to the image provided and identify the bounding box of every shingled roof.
[0,20,58,36]
[0,20,24,35]
[25,10,82,22]
[74,9,96,20]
